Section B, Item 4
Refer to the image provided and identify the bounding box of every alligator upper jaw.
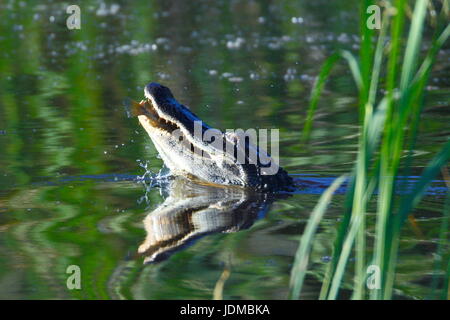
[142,82,211,136]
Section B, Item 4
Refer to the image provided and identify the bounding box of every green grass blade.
[398,141,450,225]
[382,141,450,299]
[299,0,447,300]
[319,173,356,299]
[399,23,450,192]
[399,0,428,91]
[301,51,362,143]
[326,204,364,300]
[359,0,376,114]
[301,53,340,143]
[386,0,406,94]
[373,0,430,300]
[428,190,450,299]
[412,24,450,84]
[290,175,347,299]
[367,10,389,106]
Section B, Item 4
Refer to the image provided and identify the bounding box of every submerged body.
[132,82,293,191]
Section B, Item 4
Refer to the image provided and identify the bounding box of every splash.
[135,159,171,205]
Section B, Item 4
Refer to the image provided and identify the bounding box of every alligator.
[138,176,284,263]
[131,82,293,191]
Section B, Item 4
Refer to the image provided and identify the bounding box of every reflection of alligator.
[138,177,288,264]
[131,82,293,191]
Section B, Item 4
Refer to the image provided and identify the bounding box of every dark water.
[0,0,449,299]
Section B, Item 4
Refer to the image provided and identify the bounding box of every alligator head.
[137,176,284,264]
[132,82,293,191]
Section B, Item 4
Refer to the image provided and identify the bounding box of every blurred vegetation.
[291,0,449,300]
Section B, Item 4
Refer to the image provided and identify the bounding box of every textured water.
[0,0,449,299]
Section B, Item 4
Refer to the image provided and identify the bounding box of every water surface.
[0,0,449,299]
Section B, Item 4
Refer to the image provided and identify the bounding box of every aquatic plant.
[291,0,450,299]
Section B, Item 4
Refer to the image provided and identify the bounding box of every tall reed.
[291,0,450,299]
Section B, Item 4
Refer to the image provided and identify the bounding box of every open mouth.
[132,99,179,133]
[133,98,211,158]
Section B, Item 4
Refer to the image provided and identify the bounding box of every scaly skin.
[133,82,293,191]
